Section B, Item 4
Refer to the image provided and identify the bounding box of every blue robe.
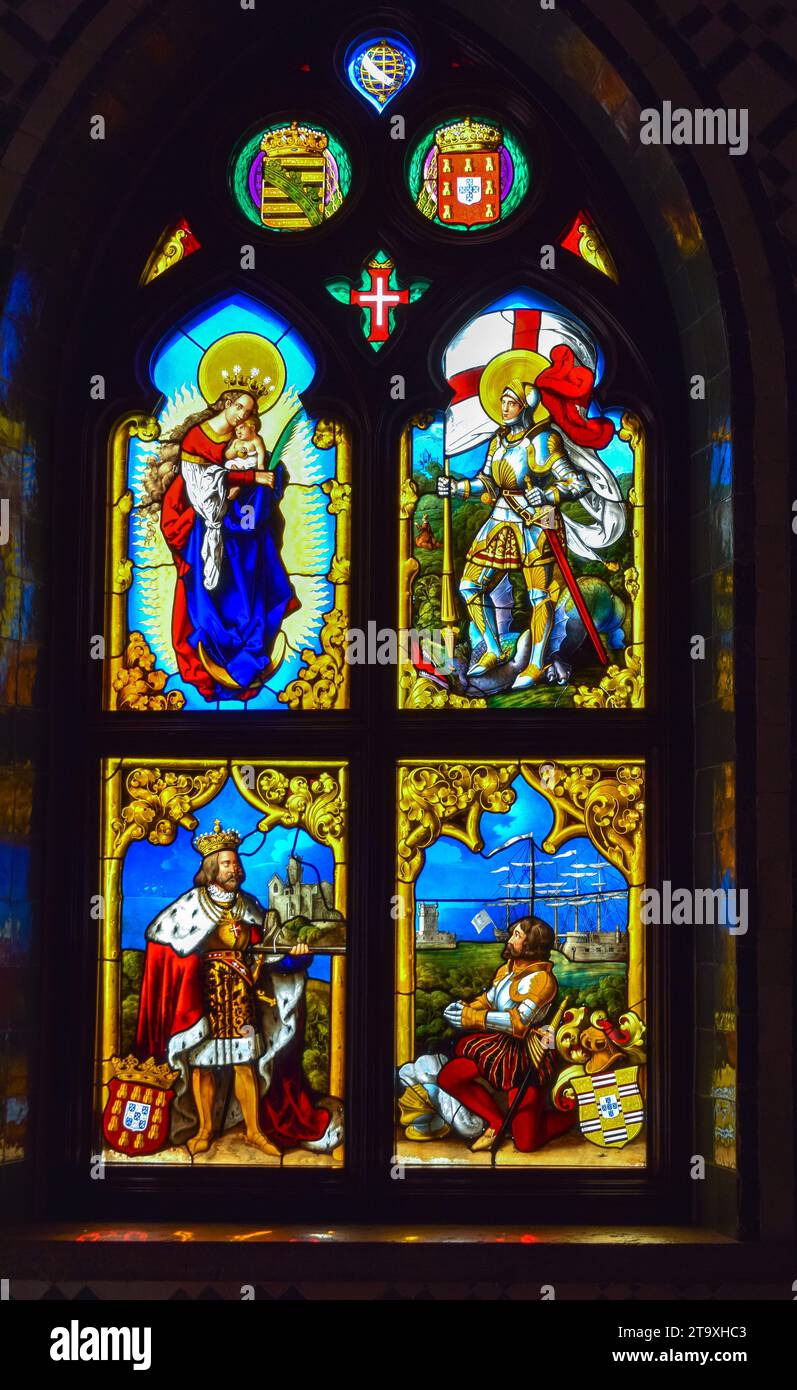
[161,423,298,701]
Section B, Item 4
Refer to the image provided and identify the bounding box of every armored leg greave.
[514,558,556,688]
[459,559,505,669]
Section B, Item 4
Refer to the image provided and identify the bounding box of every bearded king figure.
[135,819,337,1158]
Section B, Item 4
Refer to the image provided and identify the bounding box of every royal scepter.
[251,943,347,958]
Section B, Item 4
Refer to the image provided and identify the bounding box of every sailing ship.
[484,836,628,962]
[548,861,628,962]
[414,835,628,961]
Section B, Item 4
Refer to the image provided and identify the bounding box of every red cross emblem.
[325,250,429,351]
[350,264,409,344]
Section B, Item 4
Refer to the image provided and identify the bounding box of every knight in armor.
[437,344,627,689]
[438,380,590,687]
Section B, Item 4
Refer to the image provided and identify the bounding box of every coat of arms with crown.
[432,116,504,227]
[102,1055,180,1157]
[259,120,331,231]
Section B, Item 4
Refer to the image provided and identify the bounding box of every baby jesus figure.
[224,418,274,499]
[178,416,278,593]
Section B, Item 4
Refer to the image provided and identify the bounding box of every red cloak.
[536,343,615,450]
[135,932,329,1150]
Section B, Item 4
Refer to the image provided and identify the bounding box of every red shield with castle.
[434,117,503,227]
[103,1056,177,1157]
[439,151,501,226]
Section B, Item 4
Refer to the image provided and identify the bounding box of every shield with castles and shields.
[102,1055,178,1157]
[570,1065,645,1149]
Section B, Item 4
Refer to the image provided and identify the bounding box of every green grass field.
[413,942,628,1056]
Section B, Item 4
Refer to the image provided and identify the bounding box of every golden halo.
[478,348,552,424]
[197,332,287,415]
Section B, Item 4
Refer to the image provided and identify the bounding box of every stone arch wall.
[443,0,793,1242]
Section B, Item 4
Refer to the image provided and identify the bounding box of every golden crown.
[219,362,279,403]
[193,818,242,857]
[435,115,502,154]
[261,120,328,158]
[110,1055,179,1090]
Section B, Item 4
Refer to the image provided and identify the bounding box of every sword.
[490,993,571,1155]
[502,496,608,668]
[538,506,607,668]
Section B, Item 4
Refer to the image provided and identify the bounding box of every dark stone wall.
[444,0,794,1242]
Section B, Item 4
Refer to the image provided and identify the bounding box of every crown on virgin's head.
[219,362,277,404]
[193,818,242,857]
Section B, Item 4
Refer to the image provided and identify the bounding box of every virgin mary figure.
[158,333,300,702]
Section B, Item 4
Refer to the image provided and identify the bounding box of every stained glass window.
[98,759,347,1167]
[139,219,201,286]
[395,760,646,1168]
[398,291,644,709]
[407,115,529,230]
[105,292,350,711]
[560,210,619,282]
[345,33,417,112]
[325,249,429,350]
[90,9,663,1205]
[230,121,352,232]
